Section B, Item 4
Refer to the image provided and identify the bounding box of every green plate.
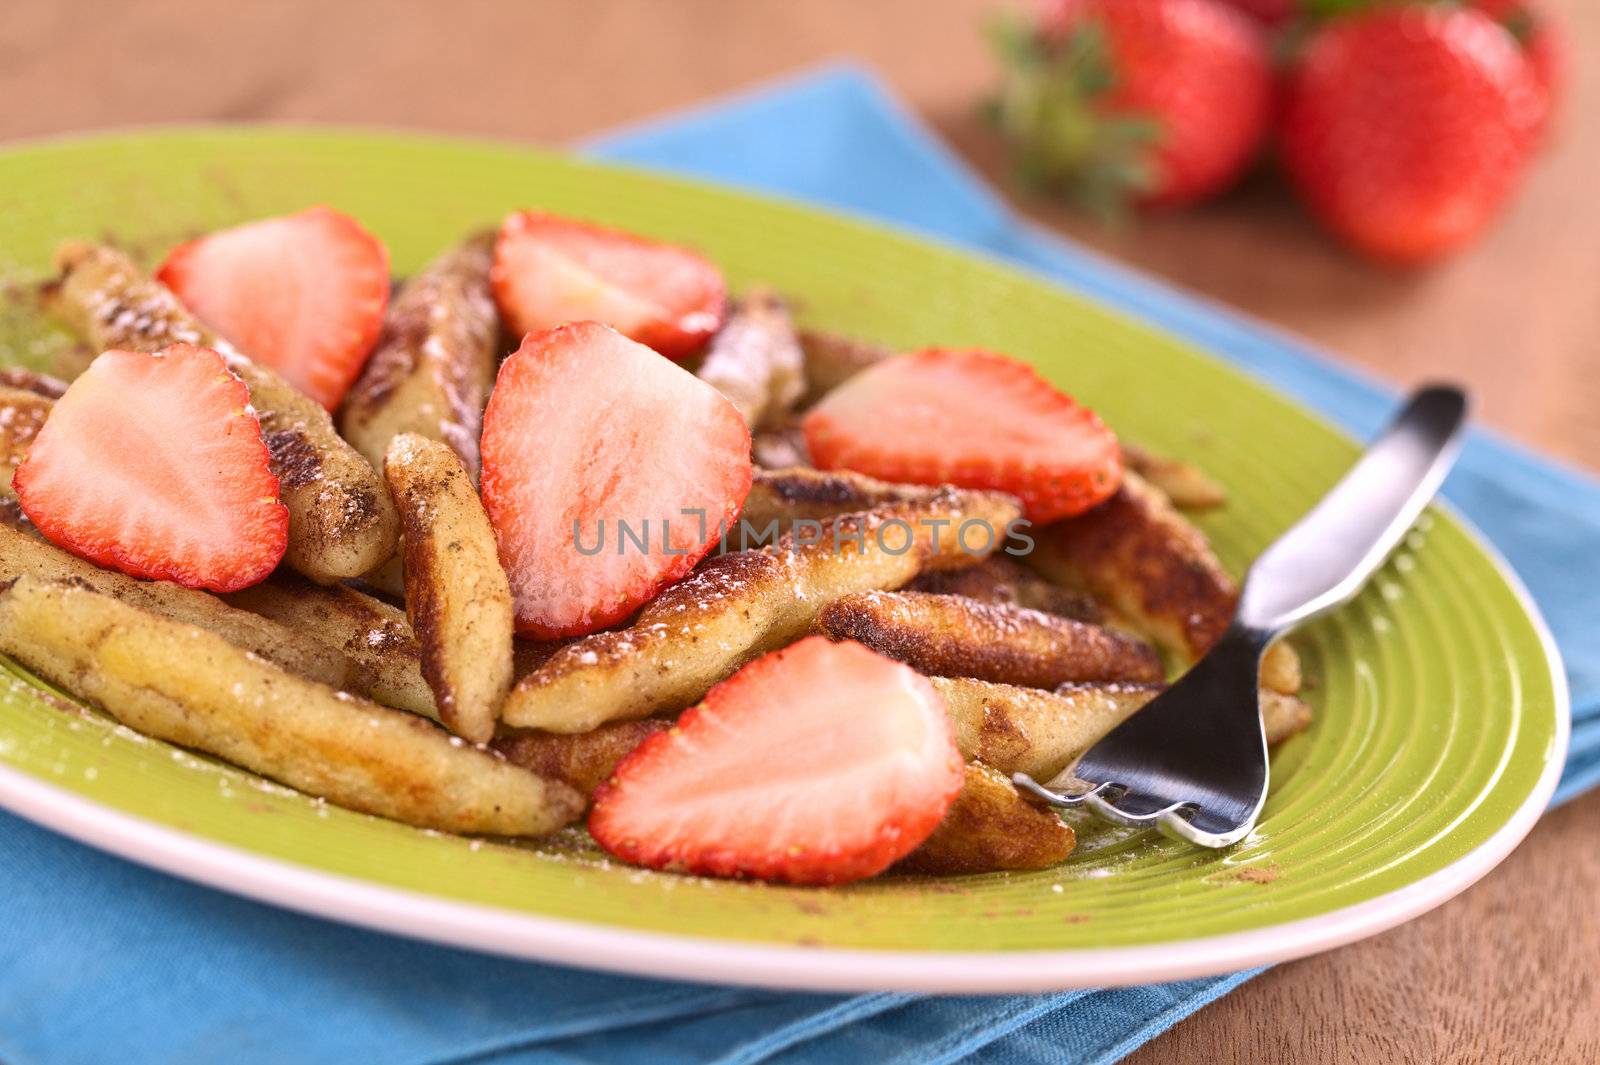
[0,129,1567,992]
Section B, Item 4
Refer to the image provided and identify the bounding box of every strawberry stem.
[985,14,1161,220]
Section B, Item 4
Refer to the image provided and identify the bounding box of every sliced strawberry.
[14,344,287,592]
[157,206,390,409]
[491,211,725,360]
[802,349,1122,522]
[480,321,751,639]
[590,636,964,885]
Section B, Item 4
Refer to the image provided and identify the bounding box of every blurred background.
[2,3,1594,1062]
[3,0,1594,471]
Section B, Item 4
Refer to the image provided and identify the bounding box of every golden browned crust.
[0,386,54,497]
[737,465,1020,548]
[502,489,1024,733]
[816,591,1162,688]
[339,233,498,480]
[43,242,219,352]
[697,288,806,429]
[222,572,434,718]
[1027,471,1302,689]
[896,762,1075,875]
[1120,442,1227,510]
[0,522,350,689]
[797,328,892,406]
[1027,470,1236,662]
[0,577,582,836]
[907,555,1102,623]
[930,676,1161,781]
[385,434,514,744]
[44,242,399,584]
[493,719,669,799]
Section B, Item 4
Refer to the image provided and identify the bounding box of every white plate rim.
[0,501,1568,994]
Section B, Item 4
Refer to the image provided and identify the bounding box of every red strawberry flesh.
[802,349,1122,522]
[480,321,751,639]
[589,636,965,885]
[158,206,390,409]
[13,344,287,592]
[492,211,725,360]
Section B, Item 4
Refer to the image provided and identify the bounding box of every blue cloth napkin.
[0,65,1595,1065]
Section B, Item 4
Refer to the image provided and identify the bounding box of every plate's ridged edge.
[0,500,1565,995]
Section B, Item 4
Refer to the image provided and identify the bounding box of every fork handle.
[1235,385,1470,638]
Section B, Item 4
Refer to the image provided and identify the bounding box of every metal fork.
[1015,385,1470,848]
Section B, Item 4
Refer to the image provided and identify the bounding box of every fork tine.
[1156,806,1255,848]
[1013,772,1258,848]
[1011,774,1119,808]
[1088,789,1190,820]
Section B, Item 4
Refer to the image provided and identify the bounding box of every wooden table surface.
[4,1,1597,1060]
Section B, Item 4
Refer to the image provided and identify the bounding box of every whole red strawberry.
[990,0,1273,210]
[1279,5,1540,265]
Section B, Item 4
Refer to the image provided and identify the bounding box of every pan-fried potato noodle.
[815,590,1163,688]
[494,720,670,800]
[930,677,1160,782]
[223,572,435,717]
[1120,442,1227,510]
[697,288,806,429]
[340,233,499,480]
[385,433,514,744]
[0,523,350,688]
[907,555,1102,623]
[897,761,1076,875]
[738,465,963,538]
[0,385,55,498]
[0,577,582,836]
[1028,470,1302,692]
